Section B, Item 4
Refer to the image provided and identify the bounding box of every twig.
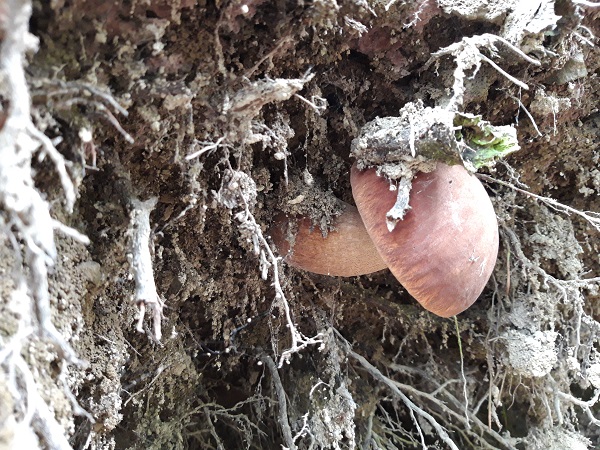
[29,245,85,365]
[193,397,269,440]
[292,412,311,445]
[130,197,164,341]
[122,362,168,408]
[245,35,293,78]
[58,359,95,422]
[479,54,529,90]
[0,0,86,364]
[388,363,515,449]
[402,0,430,27]
[293,93,327,114]
[213,19,227,76]
[556,389,600,426]
[334,329,465,450]
[32,81,133,145]
[15,357,73,450]
[572,30,595,47]
[203,406,226,450]
[234,201,324,366]
[337,332,461,450]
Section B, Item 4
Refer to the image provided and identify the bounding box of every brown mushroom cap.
[271,205,388,277]
[351,163,499,317]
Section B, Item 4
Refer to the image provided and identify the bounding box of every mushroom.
[272,163,499,317]
[351,163,499,317]
[270,205,388,277]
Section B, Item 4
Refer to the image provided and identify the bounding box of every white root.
[261,354,296,450]
[129,197,164,341]
[0,2,92,447]
[185,136,226,160]
[426,33,540,110]
[232,200,324,367]
[478,173,600,232]
[344,344,461,450]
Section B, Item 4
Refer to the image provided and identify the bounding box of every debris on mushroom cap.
[271,205,387,277]
[351,163,499,317]
[350,101,461,172]
[351,101,520,177]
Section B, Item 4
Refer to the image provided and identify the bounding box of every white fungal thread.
[479,259,487,277]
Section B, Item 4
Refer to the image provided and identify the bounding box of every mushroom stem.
[271,204,388,277]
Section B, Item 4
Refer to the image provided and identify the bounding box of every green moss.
[455,113,520,169]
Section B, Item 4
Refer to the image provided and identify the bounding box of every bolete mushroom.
[272,163,499,317]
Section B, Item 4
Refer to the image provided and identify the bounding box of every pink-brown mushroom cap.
[271,206,388,277]
[351,163,499,317]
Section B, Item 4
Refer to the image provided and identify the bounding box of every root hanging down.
[130,197,164,341]
[0,0,94,447]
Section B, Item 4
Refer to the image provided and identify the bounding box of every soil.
[0,1,599,449]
